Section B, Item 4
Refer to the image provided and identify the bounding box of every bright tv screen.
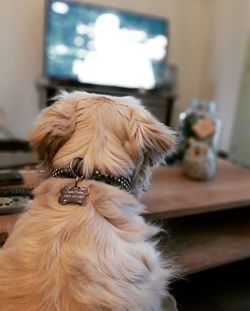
[44,0,169,90]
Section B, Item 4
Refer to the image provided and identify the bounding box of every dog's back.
[0,92,176,311]
[0,178,172,311]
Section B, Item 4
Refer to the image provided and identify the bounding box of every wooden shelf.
[37,77,177,125]
[142,159,250,218]
[159,209,250,275]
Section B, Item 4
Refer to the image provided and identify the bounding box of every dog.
[0,91,177,311]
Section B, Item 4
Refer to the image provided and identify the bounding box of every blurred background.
[0,0,249,165]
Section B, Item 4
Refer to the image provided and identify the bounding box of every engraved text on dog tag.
[58,186,89,206]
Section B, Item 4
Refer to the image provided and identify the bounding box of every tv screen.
[44,0,169,90]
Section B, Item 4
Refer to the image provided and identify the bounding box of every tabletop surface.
[1,159,250,220]
[142,159,250,218]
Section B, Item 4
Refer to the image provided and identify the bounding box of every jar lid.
[191,99,217,113]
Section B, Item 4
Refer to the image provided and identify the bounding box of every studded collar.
[52,167,131,193]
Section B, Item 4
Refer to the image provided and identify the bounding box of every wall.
[210,0,250,151]
[230,38,250,166]
[0,0,44,138]
[0,0,249,152]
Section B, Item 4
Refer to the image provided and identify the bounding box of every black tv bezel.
[43,0,170,93]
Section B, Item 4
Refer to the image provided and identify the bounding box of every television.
[44,0,169,91]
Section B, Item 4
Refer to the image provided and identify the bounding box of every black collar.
[52,167,131,193]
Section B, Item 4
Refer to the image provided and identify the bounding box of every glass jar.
[177,99,222,162]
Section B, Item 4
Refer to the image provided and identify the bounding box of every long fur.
[0,91,176,311]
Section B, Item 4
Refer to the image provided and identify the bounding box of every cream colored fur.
[0,91,176,311]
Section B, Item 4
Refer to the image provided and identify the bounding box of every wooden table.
[1,160,250,275]
[142,159,250,274]
[142,159,250,217]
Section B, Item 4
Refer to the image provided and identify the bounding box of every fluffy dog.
[0,91,177,311]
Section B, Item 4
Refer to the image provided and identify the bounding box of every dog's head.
[29,91,176,196]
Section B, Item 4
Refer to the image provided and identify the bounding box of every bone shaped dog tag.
[58,186,89,206]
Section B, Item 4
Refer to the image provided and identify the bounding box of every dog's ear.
[127,103,176,166]
[29,97,77,168]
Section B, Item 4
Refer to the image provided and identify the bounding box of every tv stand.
[36,72,177,126]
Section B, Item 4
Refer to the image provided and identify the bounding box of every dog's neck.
[52,167,132,193]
